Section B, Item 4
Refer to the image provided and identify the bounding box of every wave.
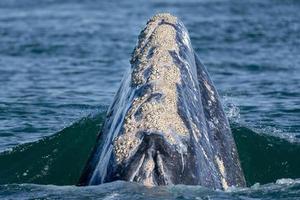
[0,112,299,186]
[0,113,105,185]
[232,123,300,186]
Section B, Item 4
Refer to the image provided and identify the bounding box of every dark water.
[0,0,300,199]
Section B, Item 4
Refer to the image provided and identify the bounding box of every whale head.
[79,13,246,189]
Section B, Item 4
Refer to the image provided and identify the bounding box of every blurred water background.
[0,0,299,199]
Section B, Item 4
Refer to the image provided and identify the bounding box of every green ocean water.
[1,112,300,186]
[0,113,300,199]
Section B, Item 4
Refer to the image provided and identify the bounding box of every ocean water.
[0,0,300,199]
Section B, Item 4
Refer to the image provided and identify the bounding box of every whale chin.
[112,134,180,186]
[78,13,246,190]
[108,132,199,187]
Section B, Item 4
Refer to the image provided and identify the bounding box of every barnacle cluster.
[114,13,189,163]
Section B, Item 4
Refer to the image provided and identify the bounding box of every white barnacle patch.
[150,13,178,24]
[215,156,228,190]
[113,135,140,163]
[114,13,192,164]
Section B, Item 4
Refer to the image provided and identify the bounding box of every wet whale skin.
[79,13,246,190]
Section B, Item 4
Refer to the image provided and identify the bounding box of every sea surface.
[0,0,299,199]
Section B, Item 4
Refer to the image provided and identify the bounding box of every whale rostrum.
[78,13,246,190]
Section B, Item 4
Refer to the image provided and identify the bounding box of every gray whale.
[79,13,246,189]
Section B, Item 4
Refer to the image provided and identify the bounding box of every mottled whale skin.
[79,13,246,189]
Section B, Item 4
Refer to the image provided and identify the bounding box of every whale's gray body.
[79,13,246,189]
